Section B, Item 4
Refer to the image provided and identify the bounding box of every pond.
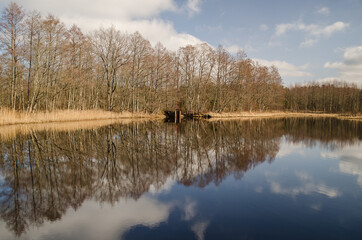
[0,118,361,240]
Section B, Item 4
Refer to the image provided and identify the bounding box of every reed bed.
[0,108,164,126]
[0,109,360,141]
[0,118,153,141]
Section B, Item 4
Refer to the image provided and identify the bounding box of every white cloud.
[317,7,330,16]
[300,38,318,47]
[323,46,362,86]
[226,44,243,54]
[275,21,350,47]
[316,22,350,37]
[17,0,177,20]
[254,58,313,78]
[276,21,349,37]
[186,0,203,16]
[275,23,296,36]
[15,0,204,51]
[314,77,341,85]
[344,46,362,65]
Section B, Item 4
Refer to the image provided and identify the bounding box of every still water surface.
[0,118,361,240]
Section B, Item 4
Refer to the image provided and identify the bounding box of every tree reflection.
[0,118,360,236]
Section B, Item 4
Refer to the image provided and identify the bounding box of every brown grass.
[0,108,165,141]
[1,109,361,141]
[0,108,164,126]
[0,118,155,141]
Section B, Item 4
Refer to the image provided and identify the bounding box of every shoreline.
[0,109,361,141]
[206,111,362,121]
[1,109,361,127]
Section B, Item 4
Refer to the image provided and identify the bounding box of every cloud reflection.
[191,220,210,240]
[323,145,362,187]
[182,199,197,221]
[276,139,306,158]
[0,196,172,240]
[268,171,341,198]
[149,177,176,195]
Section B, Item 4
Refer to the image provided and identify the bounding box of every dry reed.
[0,118,154,141]
[0,108,164,126]
[1,109,360,141]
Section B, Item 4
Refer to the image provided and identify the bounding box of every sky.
[1,0,362,86]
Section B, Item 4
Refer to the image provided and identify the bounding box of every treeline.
[285,82,362,113]
[0,3,283,113]
[0,3,361,114]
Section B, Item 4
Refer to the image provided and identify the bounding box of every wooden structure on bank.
[165,96,211,122]
[164,110,211,122]
[164,109,182,123]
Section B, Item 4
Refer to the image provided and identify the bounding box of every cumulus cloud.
[343,46,362,65]
[17,0,177,20]
[15,0,204,51]
[276,21,349,37]
[316,7,330,16]
[186,0,203,16]
[314,77,341,85]
[275,21,349,47]
[225,44,243,54]
[253,58,313,78]
[300,38,318,47]
[323,46,362,86]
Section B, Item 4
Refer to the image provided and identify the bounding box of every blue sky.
[2,0,362,86]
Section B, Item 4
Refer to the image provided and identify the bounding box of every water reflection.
[0,118,361,238]
[267,170,342,198]
[324,144,362,187]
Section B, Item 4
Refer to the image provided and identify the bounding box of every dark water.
[0,118,362,240]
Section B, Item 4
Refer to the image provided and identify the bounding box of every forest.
[0,3,361,114]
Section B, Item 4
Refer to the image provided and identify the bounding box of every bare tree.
[0,2,25,109]
[2,3,345,115]
[91,27,130,111]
